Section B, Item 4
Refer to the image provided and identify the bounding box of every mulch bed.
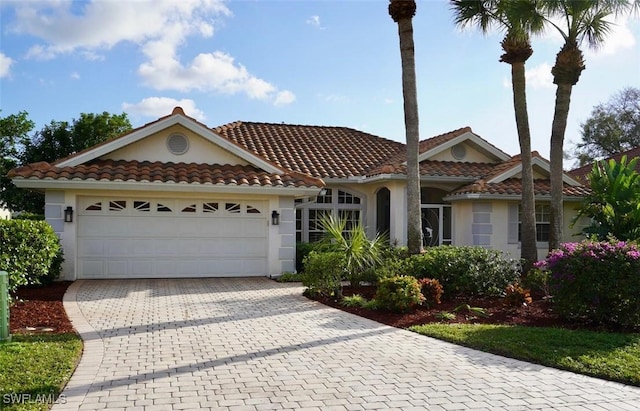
[310,285,597,331]
[9,281,75,334]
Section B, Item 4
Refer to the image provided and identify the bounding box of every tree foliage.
[572,155,640,241]
[574,87,640,167]
[0,111,132,213]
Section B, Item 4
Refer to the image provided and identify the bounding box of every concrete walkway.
[55,278,640,411]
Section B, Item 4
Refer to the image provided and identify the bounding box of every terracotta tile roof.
[367,160,496,179]
[214,121,405,179]
[9,159,323,188]
[482,151,546,181]
[449,178,591,198]
[569,146,640,184]
[418,127,473,153]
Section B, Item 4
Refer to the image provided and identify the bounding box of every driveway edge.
[55,280,104,410]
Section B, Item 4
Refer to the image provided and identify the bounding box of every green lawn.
[0,334,83,411]
[409,323,640,386]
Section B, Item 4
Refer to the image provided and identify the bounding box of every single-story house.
[9,107,590,280]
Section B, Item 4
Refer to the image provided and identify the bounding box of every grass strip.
[0,334,83,411]
[409,323,640,386]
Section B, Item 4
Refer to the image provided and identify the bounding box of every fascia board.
[487,157,583,186]
[444,193,585,202]
[11,178,321,196]
[57,115,283,174]
[417,132,511,163]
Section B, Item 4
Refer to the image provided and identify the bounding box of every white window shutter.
[508,203,519,244]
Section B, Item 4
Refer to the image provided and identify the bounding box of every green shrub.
[341,294,368,308]
[522,267,551,299]
[12,212,45,221]
[301,251,345,298]
[296,242,338,273]
[374,254,412,279]
[407,246,521,297]
[276,272,304,282]
[538,239,640,328]
[0,220,63,292]
[418,278,443,308]
[375,275,424,312]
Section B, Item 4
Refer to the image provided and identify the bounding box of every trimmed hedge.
[407,246,521,297]
[0,220,63,292]
[538,239,640,328]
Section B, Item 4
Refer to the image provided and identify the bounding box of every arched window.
[295,188,365,243]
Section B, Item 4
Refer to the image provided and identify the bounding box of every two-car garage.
[76,197,269,279]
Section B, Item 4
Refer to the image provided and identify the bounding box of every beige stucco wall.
[429,142,497,163]
[453,199,586,261]
[105,124,248,165]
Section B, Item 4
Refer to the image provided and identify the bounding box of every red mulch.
[10,281,76,334]
[310,285,612,332]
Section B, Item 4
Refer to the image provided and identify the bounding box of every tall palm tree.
[389,0,423,254]
[451,0,544,268]
[541,0,637,250]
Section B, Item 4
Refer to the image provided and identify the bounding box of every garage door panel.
[77,197,268,279]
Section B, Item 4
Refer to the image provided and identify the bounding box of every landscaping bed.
[10,281,75,334]
[310,285,626,333]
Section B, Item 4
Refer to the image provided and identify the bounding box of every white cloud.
[122,97,206,121]
[526,63,553,89]
[274,91,296,106]
[0,53,14,78]
[306,15,324,29]
[70,72,80,80]
[138,50,294,105]
[9,0,294,105]
[11,0,227,59]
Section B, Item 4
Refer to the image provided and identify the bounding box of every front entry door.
[421,205,452,247]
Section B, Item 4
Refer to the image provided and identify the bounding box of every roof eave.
[11,178,322,196]
[444,193,586,202]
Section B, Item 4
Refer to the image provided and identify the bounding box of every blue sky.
[1,0,639,167]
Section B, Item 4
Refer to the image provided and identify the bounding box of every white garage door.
[77,197,268,279]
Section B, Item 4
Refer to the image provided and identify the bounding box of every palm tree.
[541,0,637,250]
[389,0,423,255]
[451,0,544,268]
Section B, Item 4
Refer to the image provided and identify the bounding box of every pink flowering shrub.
[536,239,640,328]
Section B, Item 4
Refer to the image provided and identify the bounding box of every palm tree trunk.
[549,83,573,250]
[510,61,538,268]
[390,0,422,255]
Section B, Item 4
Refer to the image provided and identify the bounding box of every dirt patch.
[10,281,75,334]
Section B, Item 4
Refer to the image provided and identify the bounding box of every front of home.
[9,107,590,281]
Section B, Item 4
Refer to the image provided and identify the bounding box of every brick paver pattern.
[55,278,640,410]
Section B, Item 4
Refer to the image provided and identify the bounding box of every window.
[109,200,126,211]
[134,201,150,212]
[316,188,332,204]
[308,209,331,243]
[157,203,172,212]
[517,204,551,242]
[296,187,365,243]
[225,203,241,214]
[203,202,218,214]
[86,202,102,211]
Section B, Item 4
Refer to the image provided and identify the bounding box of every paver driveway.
[55,278,640,411]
